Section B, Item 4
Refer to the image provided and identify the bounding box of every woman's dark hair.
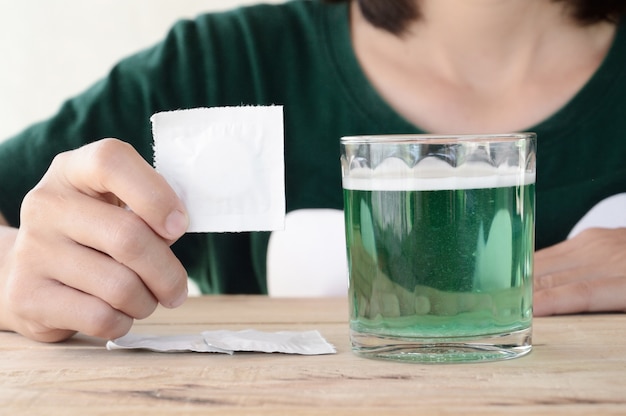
[324,0,626,35]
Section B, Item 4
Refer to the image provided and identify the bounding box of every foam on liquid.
[343,157,535,191]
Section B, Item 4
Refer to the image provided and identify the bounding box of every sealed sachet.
[152,106,285,233]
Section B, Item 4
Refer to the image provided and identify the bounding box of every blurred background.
[0,0,284,141]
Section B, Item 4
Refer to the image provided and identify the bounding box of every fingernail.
[170,287,188,308]
[165,209,188,238]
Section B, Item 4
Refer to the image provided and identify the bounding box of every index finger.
[534,276,626,316]
[56,138,189,240]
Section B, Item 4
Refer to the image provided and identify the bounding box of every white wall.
[0,0,284,141]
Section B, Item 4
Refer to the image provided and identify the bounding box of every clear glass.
[340,133,536,363]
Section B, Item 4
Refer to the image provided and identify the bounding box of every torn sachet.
[151,106,285,233]
[106,329,336,355]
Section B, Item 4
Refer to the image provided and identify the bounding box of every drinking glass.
[341,133,536,363]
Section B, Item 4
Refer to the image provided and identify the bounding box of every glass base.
[350,327,532,363]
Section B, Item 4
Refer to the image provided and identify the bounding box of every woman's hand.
[0,138,189,342]
[534,227,626,316]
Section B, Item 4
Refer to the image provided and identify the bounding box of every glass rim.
[340,132,536,144]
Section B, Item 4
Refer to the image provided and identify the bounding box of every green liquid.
[343,184,534,339]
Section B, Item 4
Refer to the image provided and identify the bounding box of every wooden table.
[1,296,625,415]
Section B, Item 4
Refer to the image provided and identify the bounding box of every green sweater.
[1,0,625,294]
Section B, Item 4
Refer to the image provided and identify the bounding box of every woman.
[0,0,625,342]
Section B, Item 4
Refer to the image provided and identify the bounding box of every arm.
[0,16,215,343]
[533,227,626,316]
[0,139,189,342]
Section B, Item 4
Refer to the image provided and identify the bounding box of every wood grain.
[1,296,625,415]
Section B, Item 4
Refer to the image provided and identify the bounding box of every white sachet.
[106,330,336,355]
[201,329,336,355]
[152,106,285,233]
[105,333,232,354]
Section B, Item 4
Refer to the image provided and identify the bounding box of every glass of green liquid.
[341,133,536,363]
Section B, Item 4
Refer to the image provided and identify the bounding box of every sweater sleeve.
[0,1,346,294]
[0,6,299,294]
[0,14,225,227]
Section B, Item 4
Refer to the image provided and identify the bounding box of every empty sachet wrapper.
[106,329,336,355]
